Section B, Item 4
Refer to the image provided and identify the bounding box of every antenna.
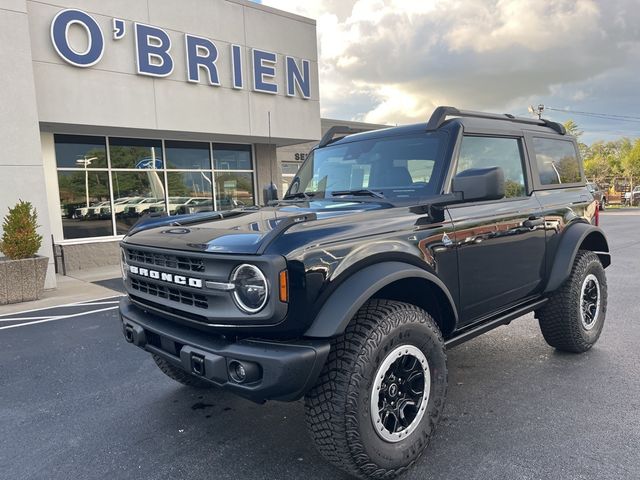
[528,104,545,119]
[268,111,273,187]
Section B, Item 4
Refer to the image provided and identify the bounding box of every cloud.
[262,0,640,140]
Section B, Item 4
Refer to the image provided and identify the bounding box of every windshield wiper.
[331,189,386,199]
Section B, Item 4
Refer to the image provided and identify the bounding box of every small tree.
[0,200,43,260]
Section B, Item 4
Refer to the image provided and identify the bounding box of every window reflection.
[112,171,166,234]
[54,136,257,239]
[213,144,252,170]
[166,171,214,215]
[215,172,255,210]
[58,171,113,239]
[54,134,107,168]
[532,138,582,185]
[165,141,211,170]
[109,137,163,169]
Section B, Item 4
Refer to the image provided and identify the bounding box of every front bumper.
[119,297,330,402]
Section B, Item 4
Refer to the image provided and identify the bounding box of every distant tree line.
[566,120,640,196]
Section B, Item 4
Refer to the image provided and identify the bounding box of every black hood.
[123,201,388,254]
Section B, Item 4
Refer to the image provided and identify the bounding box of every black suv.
[119,107,610,479]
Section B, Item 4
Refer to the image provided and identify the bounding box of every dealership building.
[1,0,326,289]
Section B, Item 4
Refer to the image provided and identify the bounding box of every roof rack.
[318,125,367,148]
[426,106,566,135]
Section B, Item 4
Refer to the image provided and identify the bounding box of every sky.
[255,0,640,145]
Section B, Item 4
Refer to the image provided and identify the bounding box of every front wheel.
[305,300,448,479]
[537,250,607,353]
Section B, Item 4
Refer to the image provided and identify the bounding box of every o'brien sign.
[50,9,311,98]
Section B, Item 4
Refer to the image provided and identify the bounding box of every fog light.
[234,363,246,381]
[228,360,261,384]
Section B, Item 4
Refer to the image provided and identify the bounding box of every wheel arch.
[544,223,610,293]
[303,261,458,338]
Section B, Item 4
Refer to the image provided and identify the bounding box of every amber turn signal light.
[279,270,288,303]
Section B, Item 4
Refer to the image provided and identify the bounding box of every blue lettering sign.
[135,23,173,77]
[50,9,104,67]
[285,56,311,99]
[231,44,243,89]
[49,10,312,99]
[112,18,125,40]
[185,34,220,85]
[252,49,278,94]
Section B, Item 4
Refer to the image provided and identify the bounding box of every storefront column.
[0,2,56,288]
[254,144,282,205]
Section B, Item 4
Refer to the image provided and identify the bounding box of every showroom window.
[213,144,255,208]
[54,135,256,240]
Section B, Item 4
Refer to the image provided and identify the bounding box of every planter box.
[0,256,48,305]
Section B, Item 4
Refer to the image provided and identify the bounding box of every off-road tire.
[304,299,448,480]
[538,250,607,353]
[152,354,215,388]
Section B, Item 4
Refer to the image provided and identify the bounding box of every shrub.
[0,200,43,260]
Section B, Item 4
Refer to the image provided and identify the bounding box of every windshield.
[287,132,447,203]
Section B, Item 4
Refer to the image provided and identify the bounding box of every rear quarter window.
[531,137,582,185]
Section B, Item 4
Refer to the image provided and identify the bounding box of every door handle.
[523,216,544,229]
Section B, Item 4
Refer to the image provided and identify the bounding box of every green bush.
[0,200,43,260]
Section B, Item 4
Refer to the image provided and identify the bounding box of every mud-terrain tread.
[304,299,447,480]
[538,250,607,353]
[152,354,215,388]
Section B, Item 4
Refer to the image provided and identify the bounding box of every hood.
[123,201,388,254]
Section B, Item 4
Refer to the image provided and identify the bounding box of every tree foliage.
[568,119,639,191]
[0,200,43,260]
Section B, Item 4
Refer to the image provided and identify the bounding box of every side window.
[531,137,582,185]
[456,136,526,198]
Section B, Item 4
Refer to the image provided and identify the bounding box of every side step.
[444,298,548,349]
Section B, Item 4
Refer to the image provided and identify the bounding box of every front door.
[447,135,547,326]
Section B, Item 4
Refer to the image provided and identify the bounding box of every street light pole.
[75,156,98,209]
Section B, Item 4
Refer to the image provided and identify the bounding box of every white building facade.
[0,0,320,288]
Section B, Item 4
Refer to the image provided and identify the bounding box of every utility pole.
[528,104,545,119]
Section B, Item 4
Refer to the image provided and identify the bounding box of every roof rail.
[426,106,566,135]
[318,125,364,148]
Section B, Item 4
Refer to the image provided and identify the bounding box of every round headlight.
[231,264,268,313]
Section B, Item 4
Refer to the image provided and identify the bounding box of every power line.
[545,107,640,123]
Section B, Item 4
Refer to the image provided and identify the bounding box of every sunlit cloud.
[261,0,640,142]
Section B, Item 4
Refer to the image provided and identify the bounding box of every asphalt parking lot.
[1,212,639,480]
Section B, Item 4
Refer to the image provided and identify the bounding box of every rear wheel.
[538,250,607,353]
[152,354,215,388]
[305,300,448,479]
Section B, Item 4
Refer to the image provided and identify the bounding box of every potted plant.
[0,200,48,304]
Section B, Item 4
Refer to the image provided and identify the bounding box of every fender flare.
[303,261,458,338]
[544,223,610,293]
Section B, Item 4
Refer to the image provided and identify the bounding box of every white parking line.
[0,295,124,318]
[71,301,121,307]
[0,315,63,322]
[0,306,119,331]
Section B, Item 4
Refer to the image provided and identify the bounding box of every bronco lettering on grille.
[129,265,203,288]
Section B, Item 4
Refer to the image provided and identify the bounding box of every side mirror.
[452,167,505,202]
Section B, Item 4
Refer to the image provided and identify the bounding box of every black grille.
[131,278,208,309]
[127,248,204,273]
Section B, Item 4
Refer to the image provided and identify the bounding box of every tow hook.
[191,354,206,376]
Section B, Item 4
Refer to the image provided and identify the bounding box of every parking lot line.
[0,315,63,322]
[0,295,123,318]
[0,306,118,331]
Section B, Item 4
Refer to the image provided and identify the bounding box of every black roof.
[320,106,569,148]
